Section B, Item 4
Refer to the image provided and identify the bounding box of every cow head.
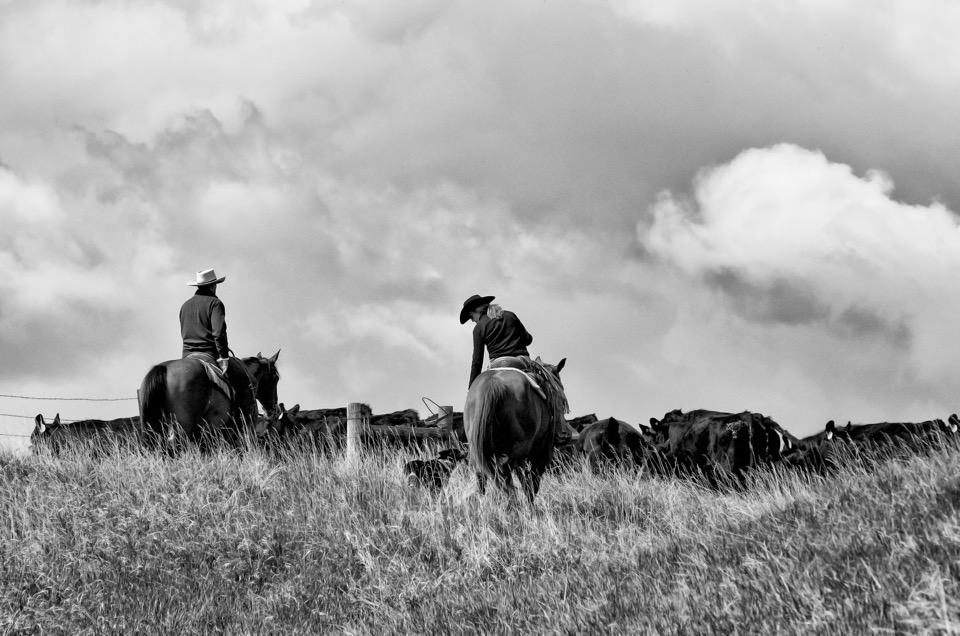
[274,403,300,435]
[824,420,837,440]
[437,447,468,464]
[32,413,61,437]
[647,416,672,445]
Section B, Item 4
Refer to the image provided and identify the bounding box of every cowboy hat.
[188,268,226,286]
[459,294,495,324]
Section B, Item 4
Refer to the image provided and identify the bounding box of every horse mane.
[528,358,569,424]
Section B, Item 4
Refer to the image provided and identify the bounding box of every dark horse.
[466,357,567,503]
[138,350,281,450]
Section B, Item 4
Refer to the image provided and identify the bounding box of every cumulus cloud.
[643,145,960,329]
[638,144,960,428]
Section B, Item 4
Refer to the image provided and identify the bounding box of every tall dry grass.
[1,439,959,635]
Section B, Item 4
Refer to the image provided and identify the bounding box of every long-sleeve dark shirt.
[180,288,229,359]
[470,311,533,386]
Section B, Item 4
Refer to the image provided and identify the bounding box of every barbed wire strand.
[0,393,136,402]
[1,413,80,423]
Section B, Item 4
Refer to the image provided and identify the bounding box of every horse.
[465,357,567,504]
[138,350,281,451]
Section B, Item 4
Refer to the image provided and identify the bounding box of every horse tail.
[139,365,168,435]
[467,375,508,480]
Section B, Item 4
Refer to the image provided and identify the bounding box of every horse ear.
[556,358,566,373]
[288,404,300,415]
[53,413,60,426]
[257,352,262,358]
[269,349,280,363]
[534,356,542,364]
[35,414,45,434]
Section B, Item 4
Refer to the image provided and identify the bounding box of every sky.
[3,0,960,448]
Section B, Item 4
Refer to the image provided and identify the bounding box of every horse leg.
[163,415,186,457]
[519,465,545,505]
[493,462,513,494]
[476,472,488,495]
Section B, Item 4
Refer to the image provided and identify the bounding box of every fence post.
[438,405,453,432]
[346,402,367,462]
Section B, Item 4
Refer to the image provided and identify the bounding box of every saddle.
[489,357,547,401]
[184,352,234,401]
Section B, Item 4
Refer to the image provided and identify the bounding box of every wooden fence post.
[346,402,368,461]
[438,405,453,432]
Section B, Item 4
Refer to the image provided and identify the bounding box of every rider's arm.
[469,324,485,387]
[210,299,229,360]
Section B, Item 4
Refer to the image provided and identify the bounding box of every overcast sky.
[3,0,960,448]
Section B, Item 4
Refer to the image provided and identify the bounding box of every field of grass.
[1,440,959,635]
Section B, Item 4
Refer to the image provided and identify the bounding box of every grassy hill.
[1,441,958,634]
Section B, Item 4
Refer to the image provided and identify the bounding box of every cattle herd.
[30,405,960,491]
[560,409,960,487]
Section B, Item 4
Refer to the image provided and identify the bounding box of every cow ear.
[556,358,566,373]
[605,418,621,446]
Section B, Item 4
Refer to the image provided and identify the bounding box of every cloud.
[638,144,960,427]
[642,145,960,327]
[4,1,960,439]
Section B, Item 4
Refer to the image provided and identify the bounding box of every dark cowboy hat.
[459,294,495,324]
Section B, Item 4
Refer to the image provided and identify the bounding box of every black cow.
[797,416,958,471]
[403,448,468,490]
[257,404,348,451]
[566,414,599,433]
[569,417,659,470]
[32,413,142,454]
[648,409,797,485]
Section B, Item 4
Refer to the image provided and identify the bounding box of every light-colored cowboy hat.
[459,294,495,324]
[188,268,226,286]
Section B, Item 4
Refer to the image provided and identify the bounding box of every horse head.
[248,350,281,418]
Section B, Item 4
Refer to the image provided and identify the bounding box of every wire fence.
[0,393,136,402]
[1,392,139,439]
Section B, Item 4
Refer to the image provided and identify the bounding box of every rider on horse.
[460,294,572,445]
[180,269,257,427]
